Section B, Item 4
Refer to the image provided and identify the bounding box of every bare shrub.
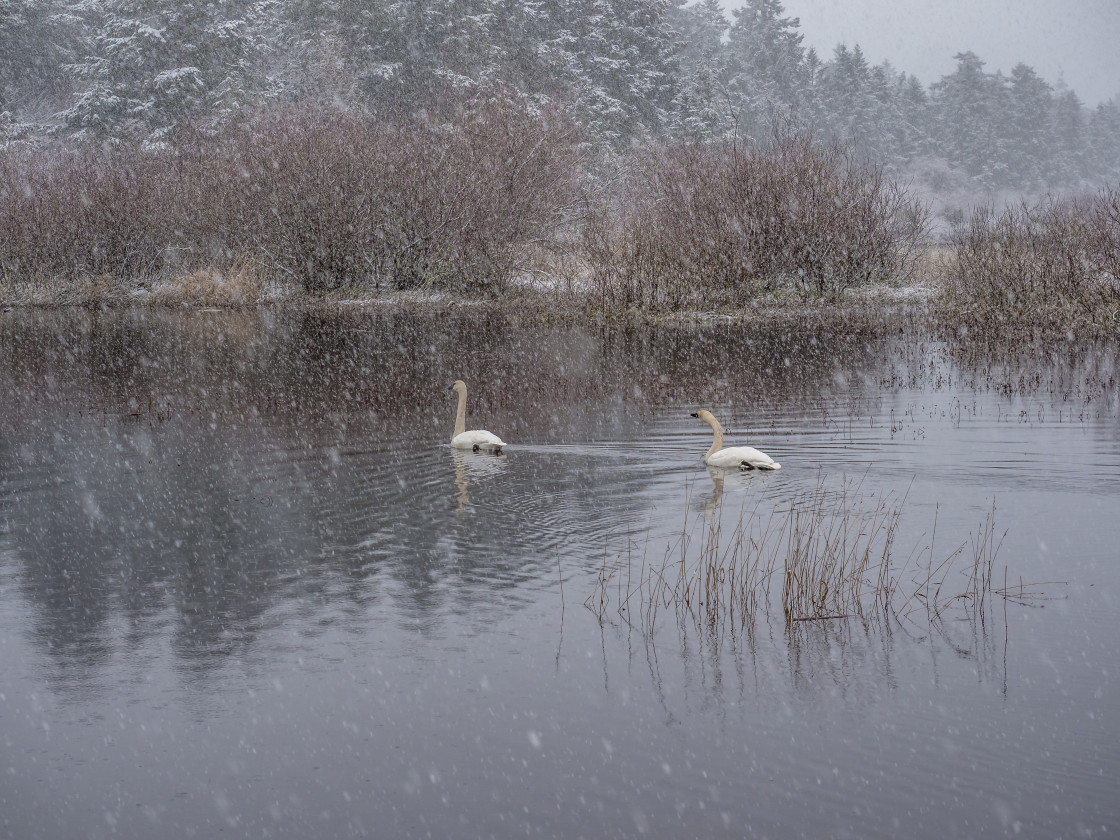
[0,99,581,296]
[236,102,580,293]
[1087,185,1120,294]
[0,143,178,284]
[943,190,1120,325]
[583,128,929,310]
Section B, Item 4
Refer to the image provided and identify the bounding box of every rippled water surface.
[1,309,1117,839]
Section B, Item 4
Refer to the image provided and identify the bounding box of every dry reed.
[586,477,1016,637]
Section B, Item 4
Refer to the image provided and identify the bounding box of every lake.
[1,308,1117,839]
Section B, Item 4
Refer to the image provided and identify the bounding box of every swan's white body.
[450,380,507,453]
[692,410,780,470]
[452,429,506,450]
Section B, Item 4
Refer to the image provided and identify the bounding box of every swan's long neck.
[704,416,724,460]
[453,388,467,439]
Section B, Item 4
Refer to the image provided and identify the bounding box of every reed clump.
[0,98,580,298]
[587,477,1013,636]
[941,188,1120,327]
[582,128,929,311]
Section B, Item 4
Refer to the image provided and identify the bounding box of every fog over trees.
[2,0,1118,190]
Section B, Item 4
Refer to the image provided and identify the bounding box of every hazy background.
[762,0,1120,106]
[2,0,1118,207]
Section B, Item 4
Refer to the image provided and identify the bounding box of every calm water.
[1,309,1117,839]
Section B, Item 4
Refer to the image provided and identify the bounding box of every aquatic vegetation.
[586,477,1020,636]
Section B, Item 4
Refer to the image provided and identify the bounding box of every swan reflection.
[698,465,761,514]
[452,449,507,510]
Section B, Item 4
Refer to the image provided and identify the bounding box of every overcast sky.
[725,0,1120,106]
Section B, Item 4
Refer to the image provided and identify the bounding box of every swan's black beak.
[447,384,455,391]
[690,412,698,418]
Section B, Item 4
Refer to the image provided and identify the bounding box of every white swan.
[692,410,780,470]
[449,380,507,453]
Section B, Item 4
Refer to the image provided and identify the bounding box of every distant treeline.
[1,0,1118,189]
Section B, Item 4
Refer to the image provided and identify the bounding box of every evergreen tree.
[666,0,730,139]
[1,0,85,129]
[667,0,724,76]
[538,0,678,145]
[865,60,906,165]
[266,0,357,104]
[817,44,871,146]
[1087,99,1120,183]
[931,51,1009,186]
[326,0,675,145]
[488,0,555,95]
[1006,63,1053,187]
[799,44,823,126]
[896,72,931,160]
[61,0,262,140]
[724,0,804,138]
[1052,88,1087,184]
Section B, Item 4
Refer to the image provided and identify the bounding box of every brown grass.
[587,477,1015,637]
[148,263,266,307]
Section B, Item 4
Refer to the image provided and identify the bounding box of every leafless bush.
[943,189,1120,325]
[1087,185,1120,293]
[0,99,581,296]
[583,129,929,310]
[220,102,581,293]
[0,143,177,284]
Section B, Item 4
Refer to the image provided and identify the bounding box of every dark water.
[1,309,1117,839]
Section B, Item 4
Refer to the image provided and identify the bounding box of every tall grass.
[587,477,1013,637]
[582,129,929,310]
[942,188,1120,326]
[0,99,581,296]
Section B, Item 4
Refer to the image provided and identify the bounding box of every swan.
[449,380,507,453]
[691,410,780,470]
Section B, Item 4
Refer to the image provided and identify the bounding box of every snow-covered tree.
[1,0,85,131]
[536,0,678,145]
[666,0,731,139]
[896,72,930,160]
[930,51,1009,186]
[1087,99,1120,183]
[1052,88,1087,184]
[61,0,264,140]
[1006,63,1053,187]
[724,0,805,138]
[667,0,724,76]
[816,44,871,145]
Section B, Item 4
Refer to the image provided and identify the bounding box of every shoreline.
[4,277,1116,338]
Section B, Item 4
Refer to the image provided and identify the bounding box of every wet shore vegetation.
[940,189,1120,329]
[1,102,1117,330]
